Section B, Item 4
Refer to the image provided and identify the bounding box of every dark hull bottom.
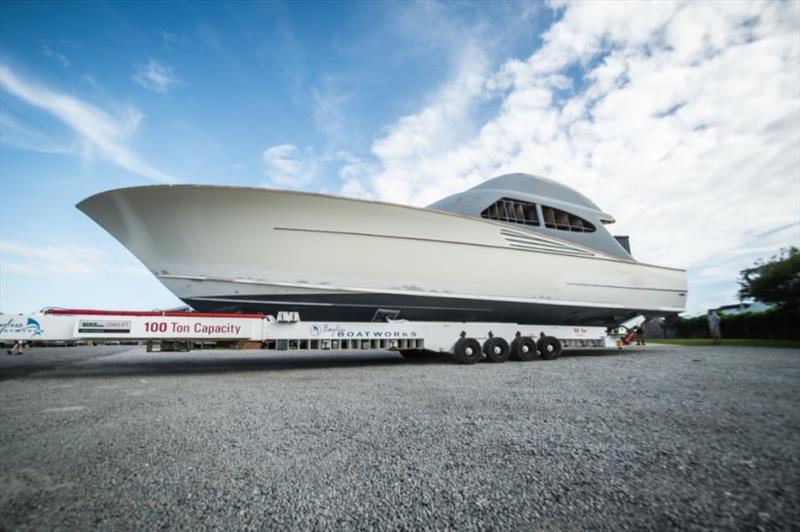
[184,293,673,327]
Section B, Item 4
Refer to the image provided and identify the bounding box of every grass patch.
[649,338,800,349]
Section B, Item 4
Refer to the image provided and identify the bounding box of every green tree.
[738,247,800,309]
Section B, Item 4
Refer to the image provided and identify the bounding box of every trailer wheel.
[451,338,482,364]
[538,336,562,360]
[511,337,537,361]
[483,337,510,363]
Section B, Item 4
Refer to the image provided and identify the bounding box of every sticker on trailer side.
[78,319,132,334]
[74,315,261,340]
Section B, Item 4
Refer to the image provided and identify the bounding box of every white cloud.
[41,44,70,67]
[0,239,153,301]
[368,42,493,205]
[81,74,103,93]
[312,84,355,147]
[261,145,377,195]
[0,112,78,155]
[0,64,177,183]
[335,0,799,314]
[335,151,378,199]
[0,241,105,275]
[132,59,180,93]
[262,144,317,188]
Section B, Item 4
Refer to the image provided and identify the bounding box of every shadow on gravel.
[561,348,636,357]
[0,347,638,381]
[0,352,445,381]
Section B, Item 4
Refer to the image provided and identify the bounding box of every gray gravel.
[1,344,798,530]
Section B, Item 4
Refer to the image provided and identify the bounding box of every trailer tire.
[451,338,482,364]
[483,337,510,363]
[511,337,537,361]
[538,336,562,360]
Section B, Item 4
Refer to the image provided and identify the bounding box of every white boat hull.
[78,185,687,325]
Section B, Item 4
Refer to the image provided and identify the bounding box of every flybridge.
[0,308,622,364]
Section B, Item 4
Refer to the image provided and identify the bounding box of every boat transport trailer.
[3,173,677,362]
[0,308,630,364]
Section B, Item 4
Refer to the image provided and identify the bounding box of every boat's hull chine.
[181,291,673,326]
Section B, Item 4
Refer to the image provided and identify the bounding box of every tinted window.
[541,205,595,232]
[481,198,539,226]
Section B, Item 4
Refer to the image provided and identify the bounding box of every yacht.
[77,173,686,325]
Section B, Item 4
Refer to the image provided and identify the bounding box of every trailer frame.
[1,308,624,364]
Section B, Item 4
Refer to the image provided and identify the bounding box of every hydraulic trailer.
[0,308,624,364]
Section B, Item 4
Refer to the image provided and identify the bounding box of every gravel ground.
[1,344,798,530]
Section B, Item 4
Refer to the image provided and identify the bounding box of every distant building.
[712,301,772,316]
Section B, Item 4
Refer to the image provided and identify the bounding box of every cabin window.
[481,198,539,226]
[541,205,595,232]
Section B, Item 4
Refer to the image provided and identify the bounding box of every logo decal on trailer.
[0,317,43,336]
[310,324,346,336]
[308,323,417,338]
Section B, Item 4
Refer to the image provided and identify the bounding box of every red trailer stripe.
[44,308,266,319]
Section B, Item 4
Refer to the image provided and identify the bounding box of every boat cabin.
[428,173,632,259]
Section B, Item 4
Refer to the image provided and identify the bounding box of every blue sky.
[1,1,799,316]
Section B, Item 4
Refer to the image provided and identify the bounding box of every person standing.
[707,310,722,345]
[635,322,646,345]
[7,340,25,355]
